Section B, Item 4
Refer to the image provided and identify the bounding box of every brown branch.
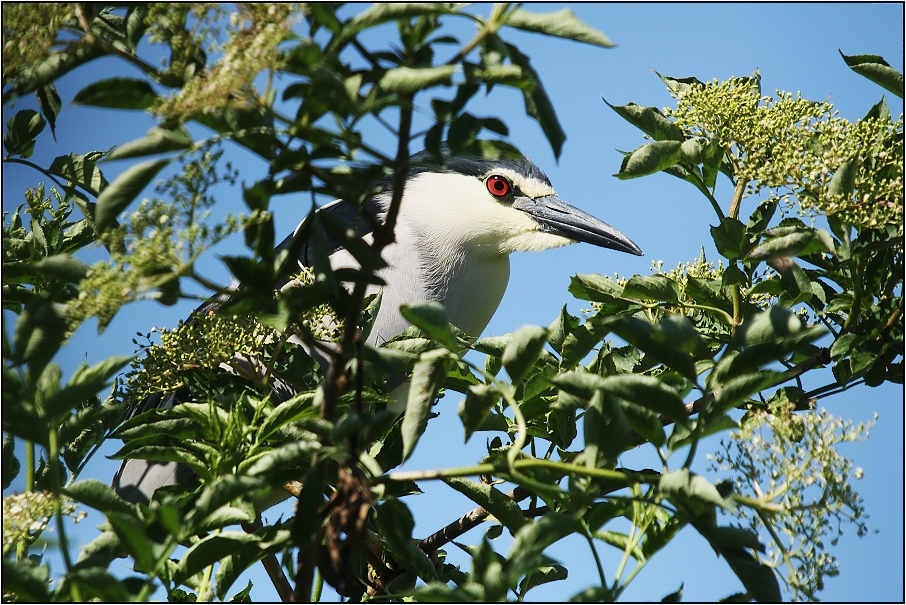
[728,177,747,220]
[417,487,531,553]
[242,521,293,603]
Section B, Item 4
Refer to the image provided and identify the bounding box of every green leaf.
[661,584,684,603]
[601,374,688,423]
[376,499,438,581]
[505,8,613,47]
[399,301,458,350]
[4,109,45,158]
[2,558,51,602]
[505,42,566,159]
[35,83,62,141]
[615,141,683,179]
[378,65,456,95]
[747,226,834,260]
[442,477,526,533]
[2,435,20,490]
[568,273,625,302]
[711,371,784,415]
[229,580,254,603]
[241,440,320,478]
[49,152,109,196]
[43,355,133,419]
[727,306,820,351]
[73,77,160,109]
[827,158,858,197]
[653,71,705,95]
[64,479,137,517]
[659,469,734,511]
[839,51,905,98]
[56,567,134,602]
[604,101,684,141]
[175,532,259,584]
[94,158,171,232]
[519,564,569,595]
[189,475,267,529]
[107,512,159,572]
[5,254,90,283]
[622,274,680,303]
[711,218,748,260]
[105,125,193,161]
[402,351,448,461]
[584,391,627,467]
[507,514,580,581]
[502,325,549,384]
[458,383,497,442]
[256,392,318,442]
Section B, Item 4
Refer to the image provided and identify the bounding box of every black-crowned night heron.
[112,148,643,504]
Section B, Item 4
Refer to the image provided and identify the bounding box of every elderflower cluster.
[153,4,302,120]
[2,491,83,556]
[127,310,280,396]
[665,78,903,232]
[1,3,75,84]
[708,397,875,601]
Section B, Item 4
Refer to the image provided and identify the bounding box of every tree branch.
[417,487,531,553]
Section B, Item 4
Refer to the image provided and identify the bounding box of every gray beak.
[512,195,643,256]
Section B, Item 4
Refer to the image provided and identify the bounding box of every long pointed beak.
[512,195,643,256]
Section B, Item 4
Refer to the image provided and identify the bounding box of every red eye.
[486,175,511,198]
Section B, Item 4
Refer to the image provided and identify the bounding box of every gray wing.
[113,199,382,504]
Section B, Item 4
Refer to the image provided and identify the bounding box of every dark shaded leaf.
[502,325,548,383]
[73,77,159,109]
[458,383,497,441]
[95,158,171,232]
[839,51,904,98]
[4,109,45,158]
[505,42,565,158]
[402,351,448,461]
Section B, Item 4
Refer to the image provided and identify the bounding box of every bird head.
[394,149,643,259]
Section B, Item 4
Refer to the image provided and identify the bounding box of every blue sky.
[3,3,903,602]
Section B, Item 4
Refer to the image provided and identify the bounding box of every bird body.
[113,148,642,504]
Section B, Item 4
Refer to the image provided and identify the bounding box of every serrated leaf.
[615,141,682,179]
[64,479,137,517]
[4,109,46,158]
[604,101,684,141]
[839,51,904,98]
[622,274,680,303]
